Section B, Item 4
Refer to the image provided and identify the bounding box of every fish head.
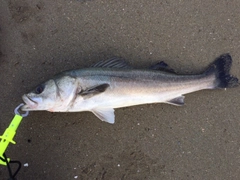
[21,76,79,111]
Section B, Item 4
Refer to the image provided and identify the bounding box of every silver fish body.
[66,69,213,110]
[21,54,238,123]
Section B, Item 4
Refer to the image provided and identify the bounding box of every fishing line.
[0,153,21,180]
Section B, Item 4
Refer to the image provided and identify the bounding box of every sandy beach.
[0,0,240,179]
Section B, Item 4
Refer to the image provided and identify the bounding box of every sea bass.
[21,54,238,124]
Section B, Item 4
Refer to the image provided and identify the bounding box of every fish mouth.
[21,94,38,111]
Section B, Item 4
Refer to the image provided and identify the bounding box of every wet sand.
[0,0,240,179]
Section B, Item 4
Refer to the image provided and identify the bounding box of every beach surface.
[0,0,240,179]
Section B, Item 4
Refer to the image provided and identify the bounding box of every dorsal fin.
[91,57,130,69]
[150,61,176,74]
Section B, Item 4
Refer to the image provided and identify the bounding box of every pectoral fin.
[167,96,185,106]
[92,108,115,124]
[79,83,109,98]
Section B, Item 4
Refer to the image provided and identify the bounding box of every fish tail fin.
[204,54,239,88]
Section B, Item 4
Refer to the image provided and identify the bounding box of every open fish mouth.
[21,94,38,110]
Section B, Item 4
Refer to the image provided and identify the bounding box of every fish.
[21,54,239,124]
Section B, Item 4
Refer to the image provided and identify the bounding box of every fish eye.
[35,84,45,94]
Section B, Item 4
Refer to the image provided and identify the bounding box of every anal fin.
[167,96,185,106]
